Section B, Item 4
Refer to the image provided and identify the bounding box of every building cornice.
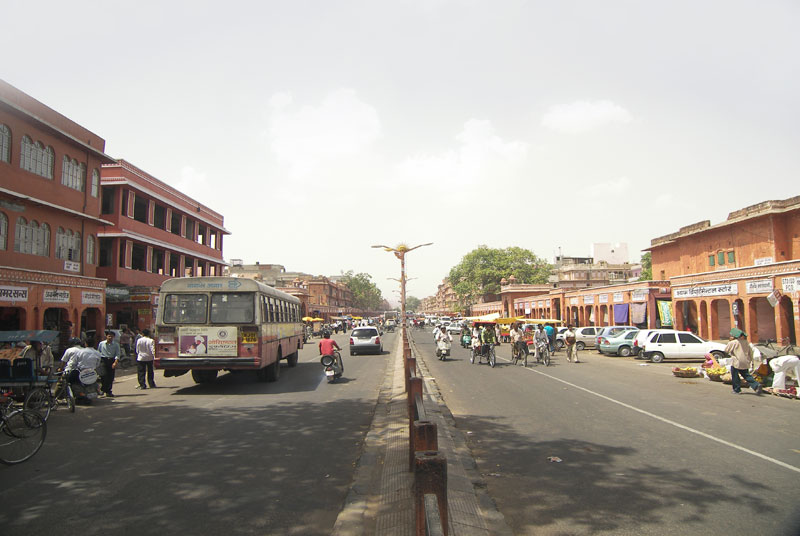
[96,230,227,265]
[0,186,114,226]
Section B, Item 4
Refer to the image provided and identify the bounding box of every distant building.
[551,255,636,289]
[591,242,629,264]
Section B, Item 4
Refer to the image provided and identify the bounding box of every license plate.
[325,369,335,376]
[241,332,257,343]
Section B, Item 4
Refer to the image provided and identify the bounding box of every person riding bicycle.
[318,331,343,372]
[510,323,527,360]
[480,324,497,359]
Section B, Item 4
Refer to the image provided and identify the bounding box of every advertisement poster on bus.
[178,327,238,356]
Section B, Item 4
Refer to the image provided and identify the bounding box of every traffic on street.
[413,328,800,535]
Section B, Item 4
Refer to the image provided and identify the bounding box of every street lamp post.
[372,243,432,327]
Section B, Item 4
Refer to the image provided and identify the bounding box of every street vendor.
[769,355,800,392]
[724,328,763,395]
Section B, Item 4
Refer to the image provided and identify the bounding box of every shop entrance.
[0,307,24,330]
[748,296,776,343]
[711,299,731,340]
[778,296,797,345]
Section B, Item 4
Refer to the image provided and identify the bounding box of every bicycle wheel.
[489,347,496,368]
[0,409,47,465]
[24,388,52,421]
[543,347,551,367]
[65,385,75,413]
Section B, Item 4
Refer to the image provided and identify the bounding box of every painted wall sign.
[673,283,737,299]
[43,289,70,303]
[754,257,774,266]
[632,289,649,302]
[598,294,609,303]
[782,277,798,292]
[613,292,624,303]
[570,297,579,305]
[82,291,104,305]
[745,279,773,294]
[0,286,28,302]
[583,295,595,304]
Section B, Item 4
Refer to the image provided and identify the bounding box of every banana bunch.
[673,366,698,373]
[707,366,727,375]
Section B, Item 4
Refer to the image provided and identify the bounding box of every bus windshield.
[210,293,254,323]
[163,294,208,324]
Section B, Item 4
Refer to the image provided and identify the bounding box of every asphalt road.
[0,331,394,536]
[414,331,800,536]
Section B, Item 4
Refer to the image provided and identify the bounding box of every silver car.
[349,327,383,355]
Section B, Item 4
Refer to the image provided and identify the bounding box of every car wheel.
[555,340,564,351]
[576,341,585,351]
[650,352,665,363]
[618,346,631,357]
[711,350,725,360]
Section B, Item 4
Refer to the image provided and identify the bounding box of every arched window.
[0,124,10,163]
[57,229,81,261]
[39,223,50,256]
[91,169,99,197]
[0,212,7,250]
[20,136,54,179]
[56,227,66,259]
[86,235,95,264]
[14,217,31,254]
[61,155,86,191]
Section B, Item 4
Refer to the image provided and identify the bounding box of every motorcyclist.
[318,330,343,373]
[63,340,102,405]
[534,325,549,362]
[435,325,452,344]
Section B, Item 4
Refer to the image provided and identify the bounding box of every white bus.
[154,277,303,384]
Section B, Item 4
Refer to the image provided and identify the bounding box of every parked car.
[595,326,637,347]
[632,329,660,357]
[598,329,639,357]
[445,323,463,336]
[554,327,569,350]
[641,329,726,362]
[349,326,383,355]
[554,326,600,350]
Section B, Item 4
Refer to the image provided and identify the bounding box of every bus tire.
[265,355,281,382]
[287,352,298,367]
[191,369,217,384]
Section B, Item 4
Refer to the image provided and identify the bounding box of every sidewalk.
[333,332,511,536]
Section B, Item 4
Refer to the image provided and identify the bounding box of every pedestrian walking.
[135,328,157,390]
[97,330,121,397]
[564,324,579,363]
[724,328,762,395]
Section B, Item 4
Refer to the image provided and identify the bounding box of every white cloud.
[393,119,528,188]
[541,100,633,133]
[583,176,632,197]
[268,89,381,177]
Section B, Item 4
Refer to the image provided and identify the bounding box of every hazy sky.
[3,0,798,304]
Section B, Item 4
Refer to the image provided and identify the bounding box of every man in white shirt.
[135,329,157,390]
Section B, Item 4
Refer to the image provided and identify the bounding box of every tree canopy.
[638,252,652,281]
[340,270,384,310]
[405,296,421,312]
[448,246,552,305]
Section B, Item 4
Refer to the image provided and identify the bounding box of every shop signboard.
[570,297,579,305]
[782,277,798,292]
[0,285,28,302]
[754,257,774,266]
[584,295,595,304]
[546,299,551,307]
[64,260,80,273]
[598,294,609,303]
[673,283,737,299]
[613,292,624,303]
[632,289,649,302]
[82,291,104,305]
[745,279,773,294]
[177,326,238,356]
[43,289,70,303]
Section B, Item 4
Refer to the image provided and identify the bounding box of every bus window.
[210,293,254,323]
[163,294,207,324]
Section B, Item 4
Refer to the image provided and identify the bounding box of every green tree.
[406,296,421,312]
[448,246,552,305]
[638,252,652,281]
[341,271,384,310]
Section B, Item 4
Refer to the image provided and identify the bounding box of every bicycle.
[0,394,47,465]
[472,344,496,367]
[22,372,76,419]
[511,341,528,367]
[754,338,799,359]
[535,340,551,367]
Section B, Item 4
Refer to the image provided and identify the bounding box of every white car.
[445,323,463,336]
[641,329,726,363]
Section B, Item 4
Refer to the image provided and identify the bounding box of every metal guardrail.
[403,327,448,536]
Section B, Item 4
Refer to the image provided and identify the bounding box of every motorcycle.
[69,367,101,404]
[320,351,344,383]
[436,336,452,360]
[460,332,472,348]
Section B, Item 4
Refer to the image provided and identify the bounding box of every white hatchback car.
[349,327,383,355]
[641,329,726,363]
